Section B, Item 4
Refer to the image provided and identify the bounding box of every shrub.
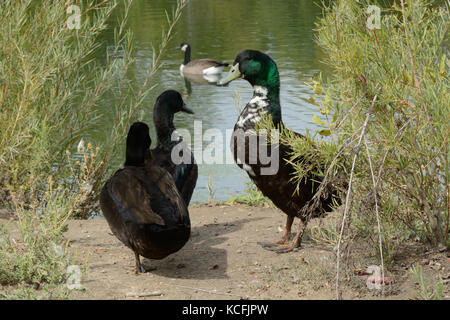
[313,0,449,249]
[0,0,187,296]
[0,0,187,216]
[258,0,448,271]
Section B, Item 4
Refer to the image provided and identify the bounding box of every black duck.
[99,122,190,272]
[151,90,198,206]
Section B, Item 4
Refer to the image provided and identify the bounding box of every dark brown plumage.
[150,90,198,206]
[99,122,190,273]
[220,50,340,253]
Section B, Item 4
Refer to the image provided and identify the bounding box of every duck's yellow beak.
[218,63,241,85]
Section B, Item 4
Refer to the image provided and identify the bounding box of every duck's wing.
[151,144,198,206]
[145,164,190,225]
[106,168,165,226]
[188,59,228,68]
[173,161,198,206]
[151,146,176,174]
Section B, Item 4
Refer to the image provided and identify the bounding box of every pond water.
[92,0,330,203]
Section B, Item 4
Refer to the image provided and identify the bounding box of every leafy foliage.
[0,0,187,297]
[256,0,448,264]
[312,0,449,252]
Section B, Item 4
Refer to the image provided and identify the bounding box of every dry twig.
[335,94,377,300]
[364,136,385,295]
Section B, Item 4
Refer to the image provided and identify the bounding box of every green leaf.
[308,96,320,106]
[312,115,327,126]
[317,129,331,136]
[439,54,446,75]
[331,110,338,123]
[319,107,330,115]
[313,81,323,95]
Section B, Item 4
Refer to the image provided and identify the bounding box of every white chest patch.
[236,86,269,129]
[237,157,256,176]
[254,86,268,96]
[237,113,262,127]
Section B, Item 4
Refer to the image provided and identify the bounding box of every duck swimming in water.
[151,90,198,206]
[177,42,229,76]
[219,50,339,253]
[99,122,190,272]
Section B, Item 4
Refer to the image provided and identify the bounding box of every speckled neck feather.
[237,61,281,130]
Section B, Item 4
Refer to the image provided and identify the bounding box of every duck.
[218,50,340,253]
[176,42,229,76]
[151,90,198,206]
[99,122,190,273]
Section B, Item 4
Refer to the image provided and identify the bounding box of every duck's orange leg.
[270,219,308,254]
[134,252,144,274]
[258,215,294,249]
[264,220,308,253]
[134,252,156,273]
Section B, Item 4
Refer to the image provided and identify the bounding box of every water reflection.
[183,73,222,87]
[93,0,330,203]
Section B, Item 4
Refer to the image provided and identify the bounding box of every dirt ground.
[1,203,449,300]
[57,203,448,300]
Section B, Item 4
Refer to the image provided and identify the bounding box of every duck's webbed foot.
[258,216,294,250]
[258,236,290,249]
[263,218,308,254]
[268,241,300,254]
[134,252,157,274]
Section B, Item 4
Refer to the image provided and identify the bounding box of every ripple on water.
[90,0,330,203]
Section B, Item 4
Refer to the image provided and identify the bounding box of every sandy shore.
[52,203,448,300]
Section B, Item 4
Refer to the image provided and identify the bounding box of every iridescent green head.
[218,50,279,89]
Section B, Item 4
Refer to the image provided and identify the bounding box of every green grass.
[410,263,446,300]
[0,284,72,300]
[227,182,273,207]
